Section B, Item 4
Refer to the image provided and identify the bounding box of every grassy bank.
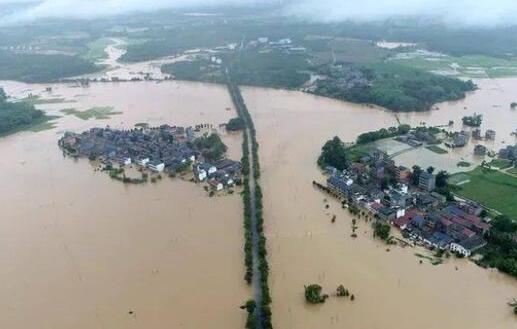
[61,107,122,120]
[426,145,448,154]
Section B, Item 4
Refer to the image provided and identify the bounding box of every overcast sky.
[1,0,517,27]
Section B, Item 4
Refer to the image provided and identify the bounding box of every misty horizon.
[1,0,517,28]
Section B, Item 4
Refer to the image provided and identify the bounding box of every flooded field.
[0,80,249,329]
[242,78,517,329]
[394,78,517,173]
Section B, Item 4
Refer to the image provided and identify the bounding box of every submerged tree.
[304,284,328,304]
[226,117,245,131]
[336,285,350,297]
[240,299,257,329]
[373,221,391,241]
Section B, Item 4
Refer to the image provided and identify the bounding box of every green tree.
[336,285,350,297]
[0,88,47,135]
[411,165,423,185]
[304,284,328,304]
[318,136,348,171]
[436,170,449,188]
[226,117,245,131]
[373,221,391,240]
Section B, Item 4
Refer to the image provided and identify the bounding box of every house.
[395,165,411,182]
[388,190,408,208]
[499,144,517,161]
[393,212,413,230]
[208,180,224,191]
[396,208,406,219]
[455,131,470,146]
[136,157,150,166]
[419,172,436,191]
[474,144,487,156]
[424,212,442,230]
[214,159,242,174]
[198,163,217,176]
[443,205,489,234]
[327,175,352,197]
[368,201,383,214]
[194,168,207,181]
[378,206,397,221]
[411,215,425,229]
[446,131,469,148]
[147,160,165,172]
[415,192,438,209]
[220,176,234,187]
[117,156,132,166]
[407,139,423,147]
[428,232,454,249]
[325,166,338,176]
[485,129,496,140]
[450,236,487,257]
[430,192,446,204]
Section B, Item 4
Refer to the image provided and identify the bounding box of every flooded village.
[320,147,490,257]
[59,124,242,192]
[242,80,517,329]
[1,26,517,329]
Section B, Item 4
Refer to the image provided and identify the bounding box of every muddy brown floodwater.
[1,77,516,329]
[0,80,249,329]
[242,78,517,329]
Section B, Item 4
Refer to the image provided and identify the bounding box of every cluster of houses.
[394,127,499,157]
[472,128,496,141]
[193,159,242,191]
[324,149,489,257]
[59,125,242,191]
[395,129,438,147]
[445,131,470,148]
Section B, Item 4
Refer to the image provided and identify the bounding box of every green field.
[426,145,448,154]
[347,143,377,162]
[449,172,470,185]
[489,158,513,170]
[452,167,517,219]
[61,106,122,120]
[508,167,517,175]
[392,54,517,78]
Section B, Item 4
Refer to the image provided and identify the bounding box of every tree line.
[228,77,273,329]
[313,63,475,112]
[0,50,100,83]
[0,88,49,135]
